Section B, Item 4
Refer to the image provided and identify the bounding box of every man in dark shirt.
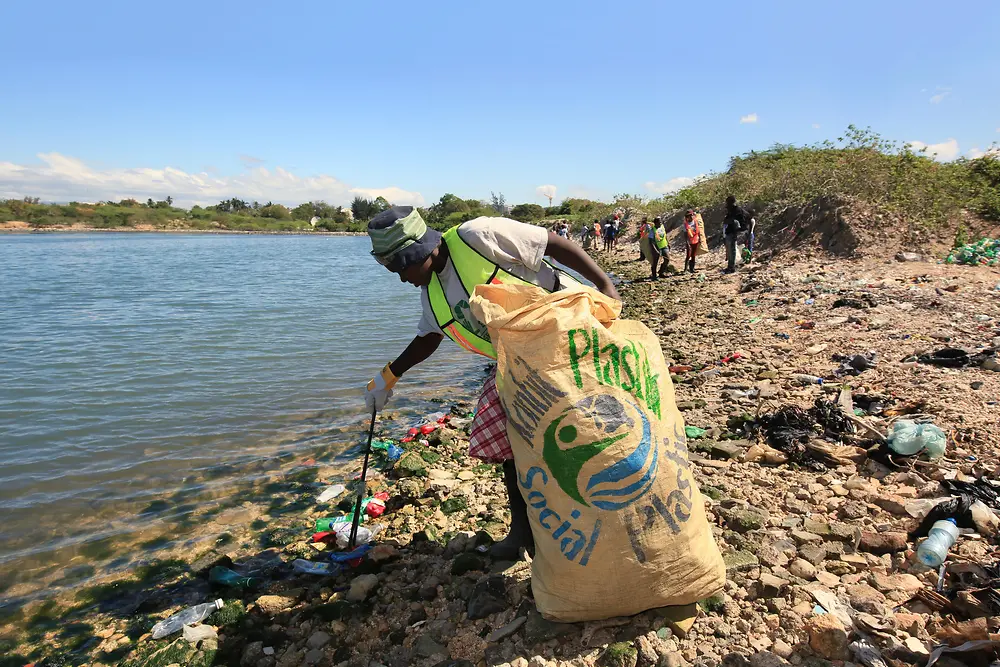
[723,195,751,273]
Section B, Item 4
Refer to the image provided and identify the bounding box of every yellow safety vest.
[427,226,579,359]
[653,226,668,250]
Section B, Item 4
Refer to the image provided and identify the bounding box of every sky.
[1,0,999,208]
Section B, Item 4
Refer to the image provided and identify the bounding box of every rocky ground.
[5,239,1000,667]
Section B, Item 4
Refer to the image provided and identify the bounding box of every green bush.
[510,203,545,221]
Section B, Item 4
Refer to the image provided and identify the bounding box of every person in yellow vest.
[364,206,619,560]
[650,216,670,279]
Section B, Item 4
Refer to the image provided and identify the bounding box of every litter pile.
[945,238,1000,266]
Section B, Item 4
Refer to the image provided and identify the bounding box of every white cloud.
[968,146,1000,160]
[906,139,960,162]
[535,184,557,201]
[929,87,951,104]
[643,176,698,195]
[812,123,821,129]
[0,153,424,207]
[739,113,758,124]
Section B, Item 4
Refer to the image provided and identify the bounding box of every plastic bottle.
[151,599,224,639]
[917,518,959,567]
[317,484,346,503]
[792,374,824,385]
[208,566,256,588]
[292,559,341,575]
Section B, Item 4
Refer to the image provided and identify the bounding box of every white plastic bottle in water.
[151,599,224,639]
[917,518,959,568]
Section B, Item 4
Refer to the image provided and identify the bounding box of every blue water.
[0,233,484,602]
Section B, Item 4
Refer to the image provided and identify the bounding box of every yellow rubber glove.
[364,363,399,413]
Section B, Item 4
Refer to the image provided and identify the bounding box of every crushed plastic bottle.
[292,559,342,575]
[208,566,256,588]
[887,420,947,459]
[317,484,346,503]
[315,514,356,533]
[917,518,959,567]
[151,599,223,639]
[792,374,824,385]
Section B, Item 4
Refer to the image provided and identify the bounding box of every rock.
[347,574,379,602]
[788,559,817,580]
[871,573,923,593]
[757,573,789,598]
[467,576,507,620]
[432,661,475,667]
[802,519,858,543]
[749,651,789,667]
[724,551,760,572]
[848,583,887,615]
[859,531,908,554]
[277,648,304,667]
[418,576,440,600]
[241,641,264,667]
[721,654,750,667]
[451,553,486,576]
[306,631,331,649]
[798,544,827,565]
[758,544,790,568]
[711,442,747,460]
[630,635,658,667]
[395,451,427,477]
[815,570,841,587]
[599,642,638,667]
[457,470,476,481]
[190,550,233,576]
[414,634,447,658]
[428,468,456,481]
[523,609,576,644]
[771,640,793,660]
[791,530,823,545]
[371,544,399,562]
[660,654,688,667]
[254,594,296,615]
[806,613,851,661]
[486,616,526,643]
[441,497,468,514]
[444,532,471,556]
[721,507,768,533]
[873,495,909,516]
[303,648,325,665]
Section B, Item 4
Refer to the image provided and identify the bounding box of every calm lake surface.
[0,233,484,606]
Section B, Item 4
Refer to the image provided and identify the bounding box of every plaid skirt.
[468,367,514,462]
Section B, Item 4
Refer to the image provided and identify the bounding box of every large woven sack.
[470,284,725,622]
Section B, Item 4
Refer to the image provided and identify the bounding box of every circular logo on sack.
[542,394,658,510]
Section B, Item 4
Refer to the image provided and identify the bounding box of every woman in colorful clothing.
[683,209,707,273]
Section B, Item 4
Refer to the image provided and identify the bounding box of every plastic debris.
[887,420,946,459]
[917,518,959,568]
[182,623,218,645]
[151,600,223,639]
[317,484,347,503]
[684,426,707,439]
[208,566,256,588]
[292,559,342,575]
[946,238,1000,266]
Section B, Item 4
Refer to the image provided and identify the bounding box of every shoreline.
[0,226,367,236]
[4,241,1000,667]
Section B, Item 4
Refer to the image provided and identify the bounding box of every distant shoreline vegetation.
[4,127,999,234]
